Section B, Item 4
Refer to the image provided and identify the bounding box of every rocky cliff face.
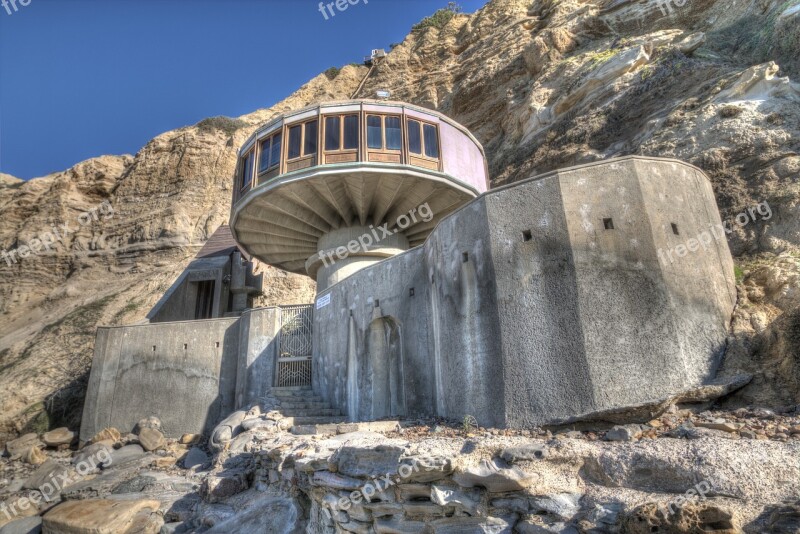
[1,0,799,438]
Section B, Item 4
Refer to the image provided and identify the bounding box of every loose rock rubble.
[0,406,798,533]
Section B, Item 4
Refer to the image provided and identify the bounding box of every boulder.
[333,445,405,478]
[109,445,147,466]
[183,447,208,470]
[431,485,482,515]
[205,496,304,533]
[0,516,42,534]
[42,499,163,534]
[209,411,248,453]
[135,416,162,434]
[23,460,71,498]
[5,434,42,460]
[138,428,165,452]
[453,459,536,493]
[200,472,249,504]
[41,428,75,448]
[529,493,582,521]
[90,428,121,445]
[72,443,113,470]
[21,447,46,466]
[178,434,200,445]
[499,444,549,463]
[765,500,800,533]
[622,502,740,534]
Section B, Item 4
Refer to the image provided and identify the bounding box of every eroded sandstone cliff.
[0,0,798,440]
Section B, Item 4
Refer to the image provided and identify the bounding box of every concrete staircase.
[272,386,347,426]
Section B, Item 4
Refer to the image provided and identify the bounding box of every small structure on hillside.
[80,100,736,439]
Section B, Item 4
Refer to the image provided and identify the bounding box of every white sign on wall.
[316,294,331,309]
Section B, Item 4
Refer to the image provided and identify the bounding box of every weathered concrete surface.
[80,319,240,441]
[314,157,736,428]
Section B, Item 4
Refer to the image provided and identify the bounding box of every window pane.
[386,116,402,151]
[288,125,302,159]
[270,133,281,169]
[242,152,253,188]
[304,120,318,155]
[424,124,439,158]
[325,116,340,151]
[408,120,422,154]
[258,138,271,172]
[343,115,359,149]
[367,116,382,149]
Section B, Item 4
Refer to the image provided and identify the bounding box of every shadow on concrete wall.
[367,315,406,420]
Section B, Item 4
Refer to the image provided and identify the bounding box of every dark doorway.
[194,280,216,319]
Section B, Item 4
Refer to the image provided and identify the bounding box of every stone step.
[280,408,340,417]
[272,386,314,393]
[285,416,348,426]
[291,420,401,436]
[278,401,331,410]
[272,389,315,399]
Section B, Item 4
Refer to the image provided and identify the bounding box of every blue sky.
[0,0,486,180]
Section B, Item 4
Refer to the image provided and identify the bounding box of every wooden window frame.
[284,119,319,173]
[406,118,441,170]
[258,131,282,177]
[240,149,254,192]
[323,113,360,165]
[365,113,403,164]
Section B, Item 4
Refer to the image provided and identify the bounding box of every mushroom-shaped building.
[230,100,489,290]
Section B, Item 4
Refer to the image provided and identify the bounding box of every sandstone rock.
[431,485,482,515]
[311,471,363,491]
[398,456,453,483]
[0,516,42,534]
[72,443,113,469]
[333,445,404,478]
[202,497,305,534]
[695,420,741,433]
[604,425,642,441]
[209,411,247,453]
[183,447,208,469]
[515,521,578,533]
[153,457,177,469]
[138,428,165,452]
[109,445,147,466]
[453,459,536,493]
[675,32,705,54]
[42,499,163,534]
[21,447,46,466]
[429,515,515,533]
[179,434,200,445]
[623,501,740,533]
[23,460,70,496]
[41,428,75,448]
[500,444,548,463]
[91,428,121,445]
[765,500,800,533]
[5,434,41,460]
[135,416,162,433]
[529,493,582,521]
[200,472,249,503]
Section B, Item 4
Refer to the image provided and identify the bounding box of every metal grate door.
[276,304,313,387]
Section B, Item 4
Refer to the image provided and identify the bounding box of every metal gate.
[276,304,313,387]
